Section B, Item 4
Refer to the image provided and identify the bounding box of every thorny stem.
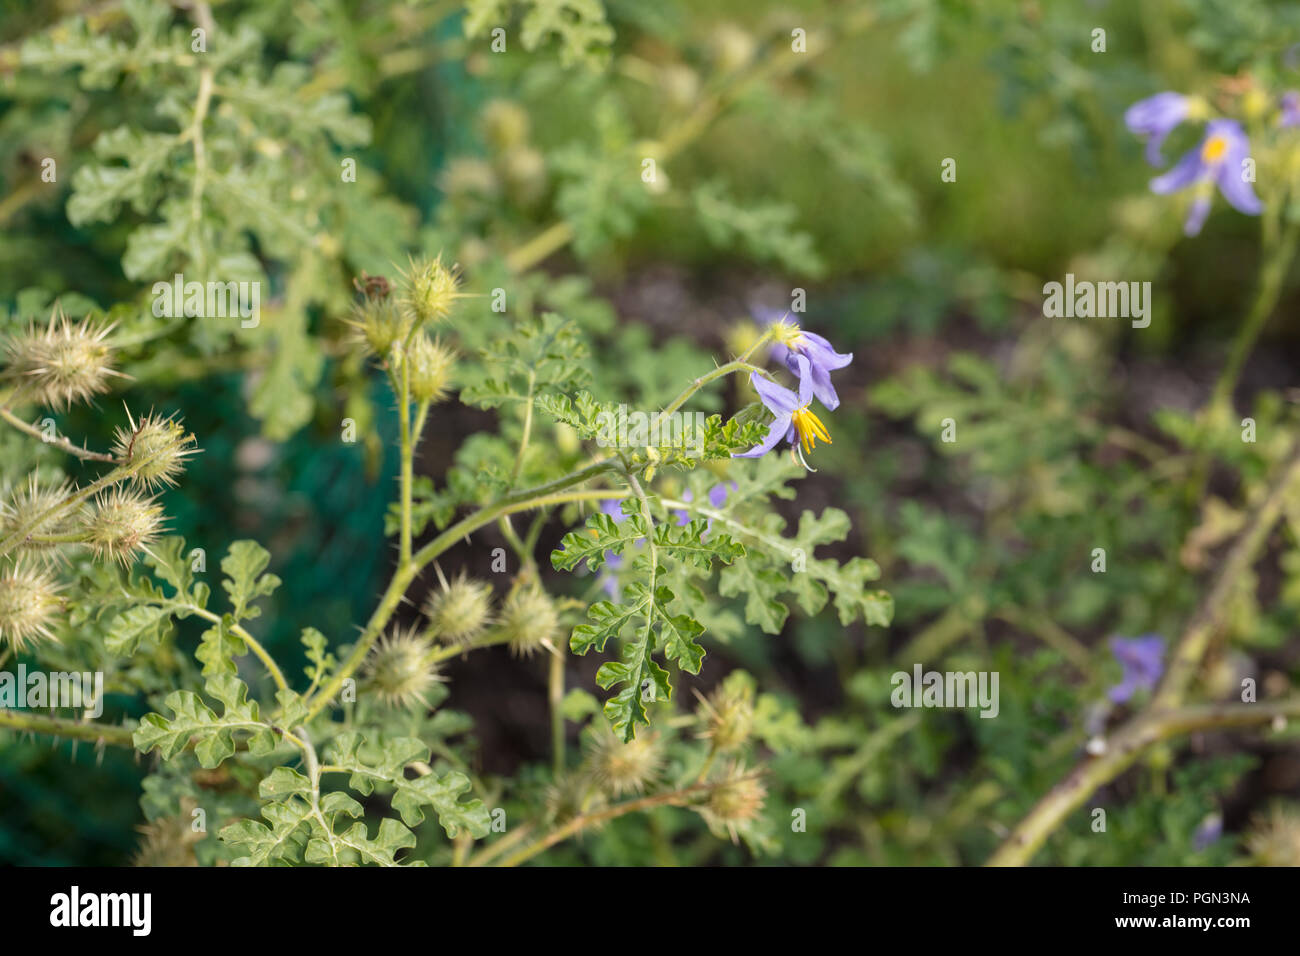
[987,697,1300,866]
[0,709,135,746]
[0,408,116,462]
[489,779,724,868]
[991,441,1300,865]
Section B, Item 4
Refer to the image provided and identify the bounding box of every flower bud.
[0,561,62,650]
[499,583,559,657]
[82,488,165,565]
[346,297,408,359]
[364,626,442,709]
[401,334,457,404]
[1245,805,1300,866]
[112,410,197,490]
[401,255,463,326]
[1,477,81,563]
[5,312,121,410]
[695,678,754,753]
[585,724,663,797]
[698,764,766,843]
[424,576,493,646]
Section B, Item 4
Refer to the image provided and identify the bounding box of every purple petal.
[1150,146,1206,195]
[707,482,735,509]
[1125,92,1189,166]
[800,332,854,371]
[794,354,814,407]
[1214,123,1263,215]
[750,371,800,416]
[734,413,792,458]
[1184,196,1212,236]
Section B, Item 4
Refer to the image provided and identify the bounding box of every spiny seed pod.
[364,626,442,709]
[112,409,197,490]
[0,477,82,563]
[400,255,464,326]
[401,334,457,404]
[698,764,766,843]
[82,488,165,565]
[499,583,559,657]
[481,99,530,151]
[695,680,754,753]
[4,311,122,410]
[585,725,663,797]
[132,804,201,867]
[424,576,492,646]
[0,561,63,651]
[345,296,408,359]
[1245,805,1300,866]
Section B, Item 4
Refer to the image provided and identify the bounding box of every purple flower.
[754,307,853,411]
[734,355,832,467]
[1125,92,1192,166]
[1150,119,1262,236]
[1280,91,1300,129]
[1192,813,1223,851]
[1108,634,1165,704]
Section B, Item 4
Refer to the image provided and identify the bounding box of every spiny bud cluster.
[400,255,464,327]
[0,477,81,563]
[695,677,754,753]
[1245,805,1300,866]
[423,575,493,646]
[82,488,165,565]
[3,311,122,410]
[697,763,767,843]
[364,625,443,709]
[583,724,663,797]
[112,409,198,490]
[345,296,408,360]
[0,561,63,651]
[399,334,457,404]
[498,582,560,657]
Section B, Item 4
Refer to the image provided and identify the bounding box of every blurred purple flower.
[1281,91,1300,128]
[1150,119,1262,236]
[1108,634,1165,703]
[673,482,737,528]
[1125,92,1192,166]
[753,307,853,411]
[1193,813,1223,851]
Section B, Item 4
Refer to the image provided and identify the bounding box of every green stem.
[0,709,135,747]
[299,470,620,723]
[1208,219,1299,413]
